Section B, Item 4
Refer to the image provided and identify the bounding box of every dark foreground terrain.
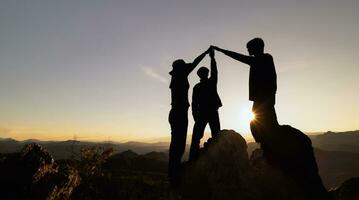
[0,130,358,199]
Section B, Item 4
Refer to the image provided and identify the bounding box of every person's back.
[192,77,222,112]
[249,53,277,101]
[169,61,191,108]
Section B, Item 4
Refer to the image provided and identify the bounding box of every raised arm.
[209,48,218,84]
[187,49,210,74]
[211,45,253,65]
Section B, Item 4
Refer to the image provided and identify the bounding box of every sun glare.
[239,105,256,123]
[251,112,256,121]
[234,104,256,134]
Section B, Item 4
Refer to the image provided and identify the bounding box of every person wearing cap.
[211,38,278,143]
[168,48,209,185]
[189,48,222,161]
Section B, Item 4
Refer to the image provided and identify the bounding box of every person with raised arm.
[189,48,222,161]
[212,38,278,143]
[168,48,209,185]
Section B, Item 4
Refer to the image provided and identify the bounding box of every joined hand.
[209,48,215,58]
[210,45,220,51]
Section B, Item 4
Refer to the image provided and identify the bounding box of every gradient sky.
[0,0,358,142]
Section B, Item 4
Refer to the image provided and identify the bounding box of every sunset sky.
[0,0,358,142]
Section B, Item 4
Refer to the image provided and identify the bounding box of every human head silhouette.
[172,59,186,69]
[197,67,209,80]
[170,59,188,75]
[247,38,264,56]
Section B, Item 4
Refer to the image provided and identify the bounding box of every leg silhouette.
[208,110,220,138]
[189,117,206,161]
[168,108,188,184]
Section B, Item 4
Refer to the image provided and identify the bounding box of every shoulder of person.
[263,53,273,59]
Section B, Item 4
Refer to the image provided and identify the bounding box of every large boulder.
[257,125,330,200]
[179,130,258,200]
[250,148,330,200]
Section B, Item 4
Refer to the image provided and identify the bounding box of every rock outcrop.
[178,128,336,200]
[0,143,81,200]
[0,132,358,200]
[179,130,258,200]
[256,125,330,200]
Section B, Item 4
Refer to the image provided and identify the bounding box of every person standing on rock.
[168,49,209,185]
[189,48,222,161]
[211,38,278,143]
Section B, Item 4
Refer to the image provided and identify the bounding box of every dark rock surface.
[0,143,80,200]
[178,128,342,200]
[331,177,359,200]
[258,125,330,200]
[0,132,358,200]
[179,130,257,200]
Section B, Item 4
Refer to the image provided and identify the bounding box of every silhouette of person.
[212,38,278,143]
[189,48,222,161]
[168,49,209,185]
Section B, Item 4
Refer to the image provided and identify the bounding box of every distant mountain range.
[0,138,171,159]
[310,130,359,153]
[1,130,359,157]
